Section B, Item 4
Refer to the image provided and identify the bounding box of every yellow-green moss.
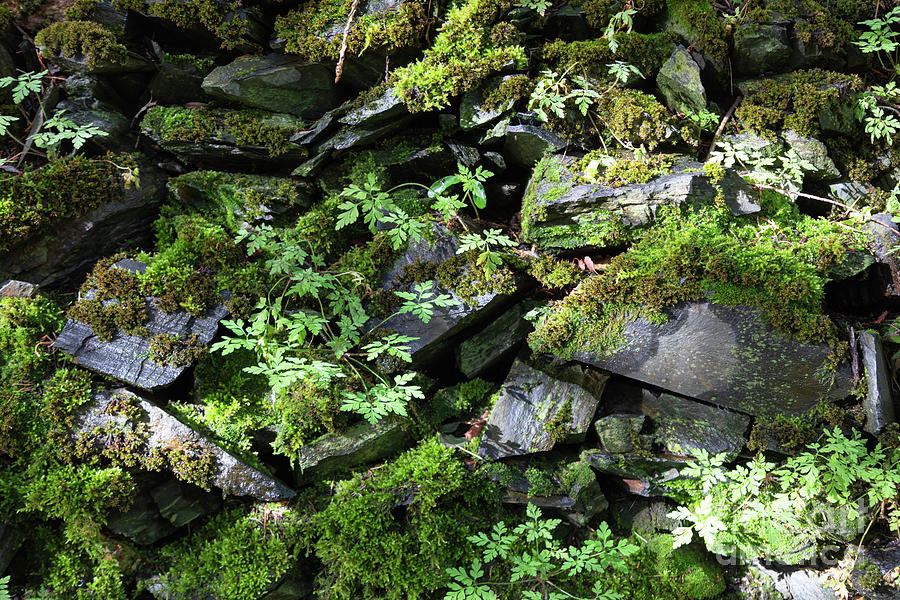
[34,21,127,68]
[542,32,676,79]
[664,0,726,60]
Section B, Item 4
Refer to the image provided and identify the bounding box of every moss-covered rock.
[648,535,726,600]
[34,20,151,73]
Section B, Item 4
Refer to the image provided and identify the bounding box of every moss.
[576,150,675,187]
[529,196,865,358]
[148,333,206,367]
[270,376,350,459]
[544,397,573,442]
[394,0,527,112]
[762,0,875,49]
[0,156,123,253]
[0,294,64,383]
[310,437,500,599]
[275,0,435,61]
[528,254,584,288]
[736,69,863,138]
[525,466,556,497]
[34,21,128,68]
[43,368,93,427]
[333,232,402,290]
[155,505,304,600]
[141,106,303,157]
[115,0,254,50]
[68,255,149,341]
[664,0,727,60]
[542,32,675,80]
[161,52,215,71]
[858,559,884,591]
[596,88,673,151]
[65,0,100,20]
[435,251,519,305]
[572,0,665,28]
[455,378,495,411]
[648,535,726,599]
[483,75,534,111]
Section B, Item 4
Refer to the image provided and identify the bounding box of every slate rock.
[567,300,853,417]
[53,261,229,390]
[478,358,607,460]
[503,124,567,168]
[74,389,296,501]
[338,87,408,128]
[295,418,412,479]
[522,155,759,251]
[783,130,840,182]
[656,45,707,114]
[0,280,36,298]
[644,394,750,460]
[867,213,900,297]
[0,524,23,575]
[372,226,527,365]
[167,171,314,221]
[733,23,791,76]
[753,562,837,600]
[581,450,685,497]
[457,300,536,378]
[0,160,167,290]
[858,331,895,435]
[202,54,342,119]
[460,75,518,130]
[106,491,177,545]
[852,540,900,600]
[148,62,213,106]
[39,49,155,75]
[54,100,133,153]
[594,414,645,454]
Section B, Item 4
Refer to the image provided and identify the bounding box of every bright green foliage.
[340,372,424,423]
[429,163,494,217]
[529,194,863,359]
[542,32,675,79]
[155,505,304,600]
[337,172,429,250]
[395,280,459,324]
[668,428,900,562]
[310,437,499,599]
[30,109,109,159]
[34,21,128,68]
[0,295,64,384]
[394,0,527,112]
[855,6,900,67]
[0,70,43,104]
[445,503,639,600]
[457,229,516,278]
[646,535,725,599]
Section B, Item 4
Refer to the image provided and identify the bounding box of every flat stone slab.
[457,300,536,378]
[644,394,750,459]
[296,418,411,478]
[570,300,853,416]
[74,389,295,501]
[478,359,607,460]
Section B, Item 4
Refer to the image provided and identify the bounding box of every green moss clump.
[542,32,675,80]
[482,75,534,110]
[34,21,128,68]
[394,0,527,112]
[529,194,864,358]
[648,535,726,599]
[576,150,674,187]
[155,505,304,600]
[528,254,584,288]
[270,376,350,458]
[736,69,863,138]
[310,437,499,599]
[455,378,495,412]
[664,0,727,60]
[148,333,206,367]
[65,0,100,20]
[67,256,149,341]
[761,0,875,49]
[141,106,303,157]
[0,156,122,252]
[525,466,556,496]
[572,0,665,28]
[595,88,673,151]
[43,368,93,426]
[113,0,252,50]
[0,294,64,383]
[276,0,434,61]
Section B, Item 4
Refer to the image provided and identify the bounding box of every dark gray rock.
[867,213,900,297]
[457,300,536,378]
[478,358,607,459]
[202,55,342,119]
[167,171,314,221]
[858,331,895,435]
[567,300,853,417]
[53,261,229,390]
[733,24,791,76]
[0,161,166,290]
[55,100,133,153]
[852,540,900,600]
[39,49,155,76]
[503,125,567,168]
[295,418,412,479]
[753,563,837,600]
[107,491,177,545]
[522,155,759,251]
[74,389,295,501]
[148,62,213,106]
[829,182,869,206]
[0,524,23,575]
[783,130,840,182]
[338,88,408,128]
[644,394,750,459]
[656,45,706,114]
[581,450,685,497]
[372,226,527,366]
[461,75,518,130]
[594,414,645,454]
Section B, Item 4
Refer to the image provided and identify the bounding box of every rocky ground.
[2,0,900,599]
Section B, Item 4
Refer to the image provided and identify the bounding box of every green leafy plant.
[430,163,495,218]
[855,82,900,146]
[340,372,424,423]
[457,229,517,278]
[29,109,108,159]
[516,0,551,15]
[0,575,10,600]
[445,503,638,600]
[604,8,636,53]
[855,7,900,71]
[395,280,458,324]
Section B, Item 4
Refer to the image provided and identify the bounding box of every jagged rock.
[656,45,706,114]
[594,414,645,454]
[202,55,342,119]
[0,280,36,298]
[521,155,759,251]
[567,300,853,417]
[867,213,900,297]
[503,124,567,168]
[0,161,166,290]
[106,491,177,545]
[460,75,518,130]
[829,182,869,206]
[478,358,607,460]
[295,418,412,479]
[53,260,229,390]
[148,62,213,106]
[457,300,536,378]
[733,23,791,76]
[62,72,124,107]
[74,389,296,501]
[581,450,685,497]
[783,130,840,182]
[372,226,527,365]
[338,87,408,128]
[644,394,750,460]
[857,331,895,435]
[0,524,23,575]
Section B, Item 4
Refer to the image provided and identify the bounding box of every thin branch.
[335,0,361,84]
[704,95,742,161]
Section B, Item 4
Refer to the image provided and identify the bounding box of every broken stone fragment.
[457,300,537,379]
[295,418,412,479]
[53,260,229,391]
[566,300,853,417]
[857,331,895,435]
[72,389,296,502]
[644,394,750,460]
[478,358,607,460]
